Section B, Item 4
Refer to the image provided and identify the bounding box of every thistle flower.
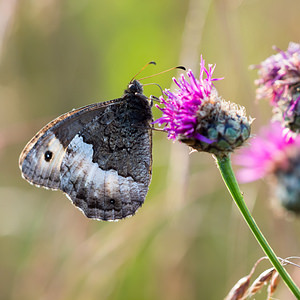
[253,42,300,132]
[157,58,300,296]
[234,121,300,213]
[155,57,252,157]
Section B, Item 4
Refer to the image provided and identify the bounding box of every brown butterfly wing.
[19,93,153,220]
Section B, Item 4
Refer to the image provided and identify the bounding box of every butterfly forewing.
[19,99,121,189]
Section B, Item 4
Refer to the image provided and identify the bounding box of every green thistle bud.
[178,97,252,156]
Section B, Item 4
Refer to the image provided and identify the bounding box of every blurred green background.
[1,0,300,299]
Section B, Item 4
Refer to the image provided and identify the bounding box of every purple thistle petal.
[155,57,222,143]
[194,133,216,144]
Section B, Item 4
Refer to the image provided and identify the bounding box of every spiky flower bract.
[155,57,252,157]
[234,121,300,213]
[253,42,300,132]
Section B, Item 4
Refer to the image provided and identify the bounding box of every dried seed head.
[248,268,276,296]
[267,271,280,298]
[224,275,251,300]
[225,257,282,300]
[155,57,252,157]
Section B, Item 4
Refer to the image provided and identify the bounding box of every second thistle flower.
[234,122,300,213]
[155,57,252,157]
[253,42,300,133]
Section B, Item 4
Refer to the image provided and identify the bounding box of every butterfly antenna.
[143,83,164,96]
[138,66,186,81]
[130,61,157,83]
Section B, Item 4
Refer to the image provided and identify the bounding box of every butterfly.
[19,79,153,221]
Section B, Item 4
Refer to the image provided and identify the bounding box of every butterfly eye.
[44,150,53,162]
[110,199,115,205]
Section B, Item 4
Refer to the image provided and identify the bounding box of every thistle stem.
[216,154,300,299]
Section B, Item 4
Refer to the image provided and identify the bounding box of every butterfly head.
[126,79,143,96]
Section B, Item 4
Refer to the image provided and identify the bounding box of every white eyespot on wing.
[20,133,65,189]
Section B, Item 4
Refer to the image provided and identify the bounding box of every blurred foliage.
[1,0,300,299]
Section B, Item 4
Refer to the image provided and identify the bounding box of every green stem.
[216,154,300,299]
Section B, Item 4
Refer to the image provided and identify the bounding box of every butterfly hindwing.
[60,97,153,220]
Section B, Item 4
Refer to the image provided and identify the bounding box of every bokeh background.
[1,0,300,299]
